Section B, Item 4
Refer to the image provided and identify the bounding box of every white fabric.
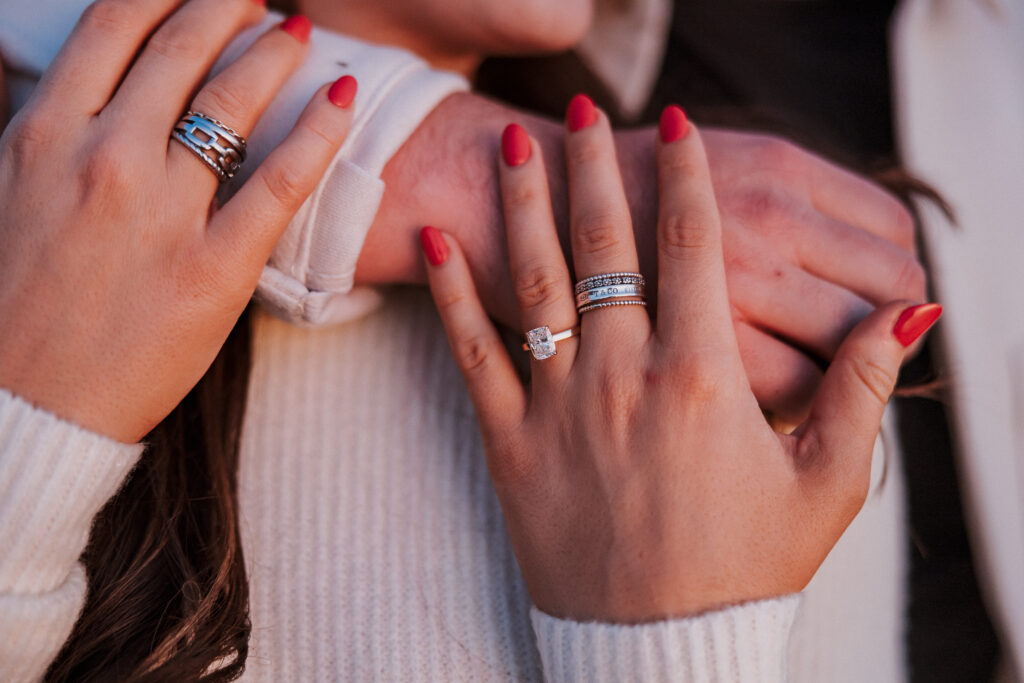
[893,0,1024,678]
[0,3,469,326]
[577,0,673,119]
[0,293,905,681]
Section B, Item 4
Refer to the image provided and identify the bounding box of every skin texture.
[0,0,354,442]
[300,0,593,75]
[360,93,926,427]
[422,110,938,621]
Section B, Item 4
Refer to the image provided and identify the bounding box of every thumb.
[796,301,941,496]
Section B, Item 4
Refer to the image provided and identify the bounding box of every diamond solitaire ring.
[521,325,581,360]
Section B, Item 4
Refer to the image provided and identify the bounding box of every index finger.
[654,106,736,349]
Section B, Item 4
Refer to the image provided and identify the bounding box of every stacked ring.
[172,111,247,182]
[574,272,647,314]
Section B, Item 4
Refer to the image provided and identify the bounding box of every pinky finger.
[209,75,357,272]
[421,226,528,439]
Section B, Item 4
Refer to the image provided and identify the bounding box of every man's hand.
[358,93,925,426]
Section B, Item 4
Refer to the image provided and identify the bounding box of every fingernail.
[501,123,531,167]
[281,15,312,43]
[420,226,449,266]
[659,105,689,143]
[893,303,942,347]
[251,0,266,6]
[328,75,357,108]
[566,94,597,132]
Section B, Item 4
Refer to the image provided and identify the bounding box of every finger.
[167,19,311,193]
[500,123,579,380]
[28,0,187,116]
[655,106,735,348]
[793,212,927,306]
[109,0,270,132]
[734,323,823,430]
[208,77,354,274]
[421,226,527,439]
[564,94,649,344]
[794,302,941,502]
[808,158,916,253]
[730,263,873,361]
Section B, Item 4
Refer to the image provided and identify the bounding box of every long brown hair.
[46,308,254,682]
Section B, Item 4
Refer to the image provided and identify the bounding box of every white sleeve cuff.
[0,388,143,596]
[213,16,470,326]
[530,594,801,683]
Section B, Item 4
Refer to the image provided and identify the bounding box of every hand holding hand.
[0,0,355,442]
[422,101,940,621]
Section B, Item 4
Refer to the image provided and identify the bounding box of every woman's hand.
[422,101,941,621]
[0,1,355,442]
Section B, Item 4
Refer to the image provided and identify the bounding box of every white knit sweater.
[0,289,905,682]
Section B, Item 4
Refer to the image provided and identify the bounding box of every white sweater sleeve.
[530,594,801,683]
[0,389,143,682]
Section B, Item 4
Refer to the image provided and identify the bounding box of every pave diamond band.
[574,283,646,307]
[574,272,647,315]
[172,111,247,182]
[522,325,581,360]
[574,272,646,296]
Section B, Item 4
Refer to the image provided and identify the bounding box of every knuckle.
[567,137,604,167]
[573,210,628,257]
[513,263,566,311]
[4,111,56,163]
[300,115,343,150]
[849,355,897,407]
[892,256,927,299]
[501,182,540,211]
[487,446,540,489]
[79,0,140,36]
[671,351,733,404]
[80,140,135,196]
[659,212,712,258]
[453,334,494,376]
[595,368,644,429]
[196,80,253,122]
[148,22,207,62]
[258,162,313,210]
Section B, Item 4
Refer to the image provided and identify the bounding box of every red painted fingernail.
[328,75,357,108]
[420,226,449,266]
[281,15,312,43]
[501,123,531,167]
[893,303,942,347]
[566,94,597,132]
[659,105,689,143]
[251,0,266,6]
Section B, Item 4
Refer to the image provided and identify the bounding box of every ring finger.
[500,123,579,384]
[564,95,650,350]
[108,0,269,134]
[165,17,313,192]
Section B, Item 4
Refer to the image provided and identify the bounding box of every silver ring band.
[522,324,581,360]
[577,300,648,315]
[172,111,247,182]
[574,272,645,296]
[575,283,646,307]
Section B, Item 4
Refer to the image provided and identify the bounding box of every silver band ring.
[575,283,646,307]
[574,272,645,296]
[577,300,648,315]
[172,111,247,182]
[522,324,581,360]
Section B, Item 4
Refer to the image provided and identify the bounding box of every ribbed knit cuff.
[0,388,143,595]
[531,594,801,683]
